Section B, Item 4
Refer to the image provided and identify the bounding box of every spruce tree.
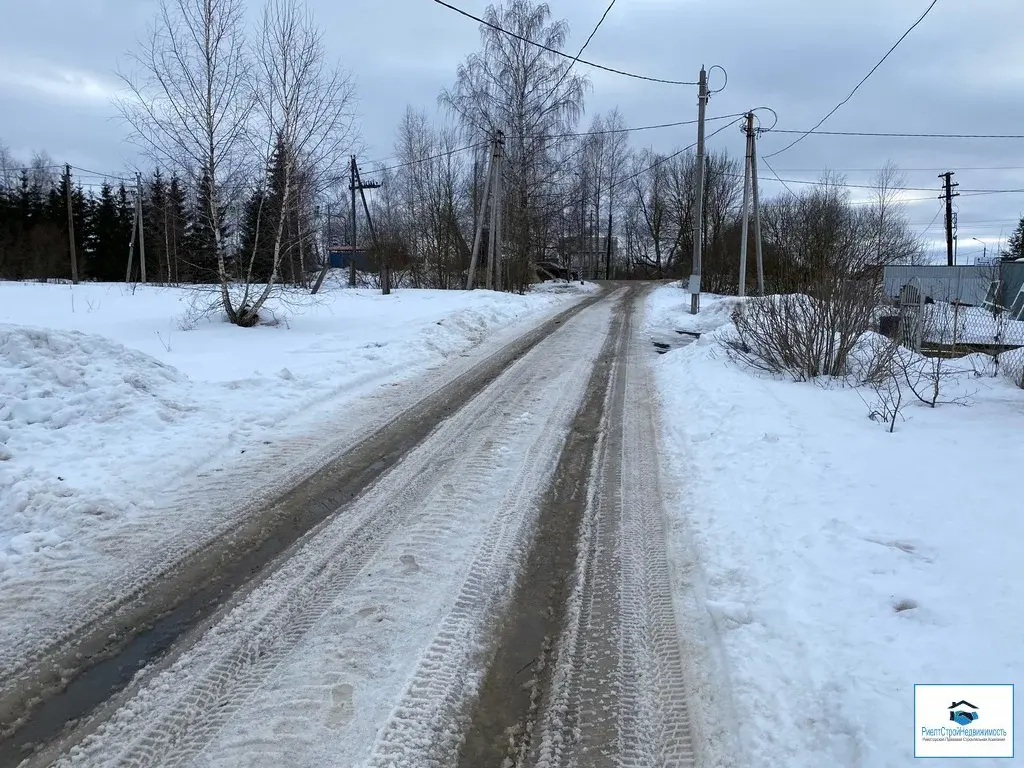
[185,169,228,283]
[89,183,125,281]
[1004,215,1024,261]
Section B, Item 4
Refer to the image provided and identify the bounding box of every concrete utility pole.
[65,165,79,284]
[578,178,586,285]
[494,130,504,292]
[689,66,709,314]
[605,206,613,280]
[750,120,765,296]
[125,193,138,283]
[738,112,754,297]
[487,131,504,291]
[467,136,496,290]
[589,209,595,282]
[137,171,147,284]
[349,156,357,287]
[940,171,959,267]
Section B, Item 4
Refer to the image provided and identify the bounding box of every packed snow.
[0,279,591,667]
[43,295,617,768]
[647,285,1023,767]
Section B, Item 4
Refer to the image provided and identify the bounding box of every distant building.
[328,245,370,271]
[556,234,620,279]
[883,262,1024,319]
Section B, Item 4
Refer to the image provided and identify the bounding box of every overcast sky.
[1,0,1022,261]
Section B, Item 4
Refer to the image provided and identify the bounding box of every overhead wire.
[767,129,1024,140]
[773,165,1024,172]
[431,0,697,85]
[761,157,798,197]
[546,0,617,103]
[743,173,1024,194]
[363,113,749,172]
[610,116,746,192]
[765,0,940,158]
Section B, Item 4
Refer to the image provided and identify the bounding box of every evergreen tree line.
[0,139,315,285]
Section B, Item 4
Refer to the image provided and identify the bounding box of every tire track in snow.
[38,296,617,768]
[366,292,628,768]
[532,288,699,767]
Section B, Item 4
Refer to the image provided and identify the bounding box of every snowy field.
[0,279,592,670]
[646,286,1023,767]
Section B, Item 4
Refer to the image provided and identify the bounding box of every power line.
[761,158,798,197]
[773,165,1024,172]
[749,173,1024,194]
[514,111,748,141]
[431,0,697,85]
[767,129,1024,140]
[765,0,940,159]
[547,0,616,103]
[369,141,487,174]
[365,113,749,172]
[610,116,745,191]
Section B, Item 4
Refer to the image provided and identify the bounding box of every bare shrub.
[729,278,879,381]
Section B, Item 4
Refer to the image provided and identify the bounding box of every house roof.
[949,700,978,709]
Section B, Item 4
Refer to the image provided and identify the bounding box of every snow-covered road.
[0,283,596,746]
[15,285,711,768]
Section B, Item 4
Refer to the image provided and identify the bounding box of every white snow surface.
[0,280,588,667]
[646,286,1024,767]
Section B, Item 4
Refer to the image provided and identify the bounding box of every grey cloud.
[0,0,1020,253]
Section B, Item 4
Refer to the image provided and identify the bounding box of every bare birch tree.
[244,0,357,314]
[119,0,254,322]
[441,0,588,291]
[864,160,925,267]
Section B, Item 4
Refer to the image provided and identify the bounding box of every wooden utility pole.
[136,172,147,284]
[350,156,380,287]
[689,66,709,314]
[353,163,386,294]
[467,136,496,290]
[65,165,79,284]
[738,113,754,297]
[940,171,959,266]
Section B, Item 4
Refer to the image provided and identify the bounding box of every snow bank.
[645,283,745,336]
[646,284,1023,767]
[0,281,580,581]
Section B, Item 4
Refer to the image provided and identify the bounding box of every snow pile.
[646,285,1023,767]
[0,281,581,581]
[646,283,745,336]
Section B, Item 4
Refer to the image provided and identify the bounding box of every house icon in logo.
[949,701,979,726]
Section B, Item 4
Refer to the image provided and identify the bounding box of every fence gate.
[898,278,924,352]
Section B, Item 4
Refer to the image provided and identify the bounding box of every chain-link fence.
[878,278,1024,387]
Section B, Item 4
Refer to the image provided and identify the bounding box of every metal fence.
[883,263,1024,321]
[880,283,1024,386]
